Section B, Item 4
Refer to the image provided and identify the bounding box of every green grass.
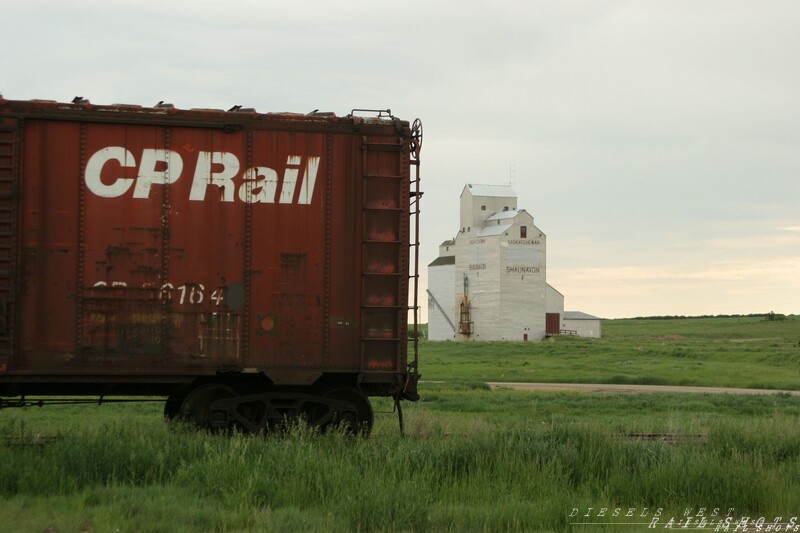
[2,387,800,532]
[420,315,800,389]
[2,316,800,531]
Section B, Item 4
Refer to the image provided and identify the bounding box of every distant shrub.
[448,381,491,391]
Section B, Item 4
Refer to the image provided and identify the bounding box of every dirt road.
[487,382,800,395]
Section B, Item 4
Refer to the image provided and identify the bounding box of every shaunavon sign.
[506,266,540,274]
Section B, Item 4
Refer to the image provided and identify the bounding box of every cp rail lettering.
[85,147,320,205]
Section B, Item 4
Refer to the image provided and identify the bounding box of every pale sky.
[3,0,799,319]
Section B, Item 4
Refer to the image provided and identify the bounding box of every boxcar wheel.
[163,395,183,420]
[320,387,374,436]
[179,383,237,430]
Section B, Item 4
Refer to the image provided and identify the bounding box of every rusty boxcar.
[0,97,422,434]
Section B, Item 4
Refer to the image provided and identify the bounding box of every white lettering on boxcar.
[84,147,320,205]
[239,166,279,204]
[189,151,239,202]
[134,149,183,199]
[93,280,221,307]
[279,156,301,204]
[297,156,319,205]
[85,147,136,197]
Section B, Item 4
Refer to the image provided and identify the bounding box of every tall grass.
[2,389,800,532]
[2,316,799,531]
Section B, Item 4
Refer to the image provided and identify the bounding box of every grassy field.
[421,315,800,389]
[1,316,799,531]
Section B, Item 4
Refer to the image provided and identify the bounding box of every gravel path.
[486,382,800,395]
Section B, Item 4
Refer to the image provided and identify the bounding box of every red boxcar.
[0,98,422,434]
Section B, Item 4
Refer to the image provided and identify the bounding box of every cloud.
[551,254,800,317]
[4,0,799,320]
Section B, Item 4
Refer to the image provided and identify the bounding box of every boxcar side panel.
[0,117,18,374]
[246,129,328,373]
[20,120,80,368]
[15,118,345,378]
[326,134,361,371]
[80,123,181,368]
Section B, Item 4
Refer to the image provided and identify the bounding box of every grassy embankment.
[421,315,800,389]
[1,316,799,531]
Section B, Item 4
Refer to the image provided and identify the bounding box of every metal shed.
[562,311,602,338]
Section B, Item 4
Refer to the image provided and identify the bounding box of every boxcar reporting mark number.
[92,281,224,306]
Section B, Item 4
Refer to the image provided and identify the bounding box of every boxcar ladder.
[358,115,422,399]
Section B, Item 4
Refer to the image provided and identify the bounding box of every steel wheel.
[163,394,183,420]
[320,387,374,436]
[179,383,237,430]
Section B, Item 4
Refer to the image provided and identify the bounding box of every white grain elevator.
[427,184,565,341]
